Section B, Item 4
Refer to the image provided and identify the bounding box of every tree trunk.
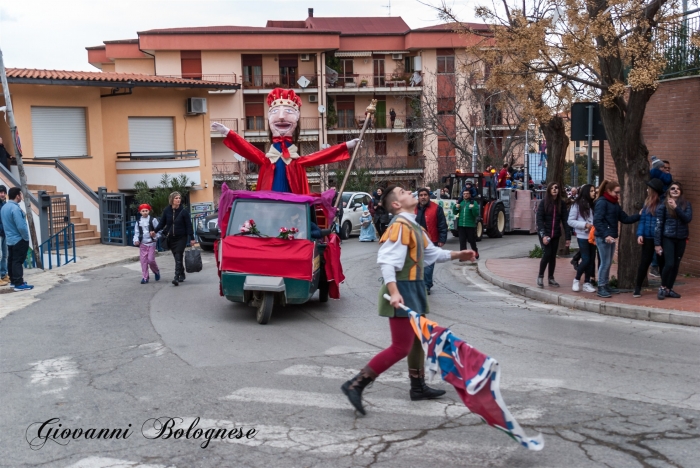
[598,89,653,289]
[541,116,569,189]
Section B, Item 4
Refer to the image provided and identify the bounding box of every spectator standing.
[389,108,396,129]
[453,189,480,258]
[0,187,33,291]
[152,191,195,286]
[568,184,597,293]
[633,179,665,297]
[372,188,390,237]
[497,163,509,188]
[536,182,571,288]
[440,187,450,200]
[655,182,692,300]
[649,156,672,192]
[593,180,640,298]
[0,185,8,285]
[0,137,12,171]
[415,187,447,295]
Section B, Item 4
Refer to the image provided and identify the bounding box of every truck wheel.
[256,292,274,324]
[319,268,329,303]
[486,204,506,238]
[341,221,352,240]
[475,220,483,242]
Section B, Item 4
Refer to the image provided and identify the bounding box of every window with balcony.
[242,54,263,87]
[340,59,354,84]
[336,96,355,128]
[245,97,265,131]
[181,51,202,80]
[375,134,387,156]
[279,54,298,88]
[374,59,385,87]
[128,117,175,154]
[437,49,455,74]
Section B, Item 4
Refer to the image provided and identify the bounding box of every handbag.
[185,247,203,273]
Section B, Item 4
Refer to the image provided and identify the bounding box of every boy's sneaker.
[582,282,596,293]
[597,286,611,298]
[141,278,148,284]
[633,289,641,298]
[649,266,660,277]
[14,283,34,292]
[155,271,161,282]
[572,279,580,292]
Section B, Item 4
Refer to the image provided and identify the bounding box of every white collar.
[267,144,300,165]
[398,212,416,222]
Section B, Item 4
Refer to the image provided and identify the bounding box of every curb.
[476,260,700,327]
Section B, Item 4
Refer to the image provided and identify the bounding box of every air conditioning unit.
[391,54,403,60]
[308,94,318,103]
[300,54,311,61]
[186,97,207,115]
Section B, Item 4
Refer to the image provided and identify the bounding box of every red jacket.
[415,201,447,244]
[497,168,508,188]
[223,131,350,194]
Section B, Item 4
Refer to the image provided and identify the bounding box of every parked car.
[338,191,373,239]
[196,211,219,251]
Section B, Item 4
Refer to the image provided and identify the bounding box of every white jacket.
[567,203,594,239]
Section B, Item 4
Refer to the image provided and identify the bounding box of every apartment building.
[87,9,497,194]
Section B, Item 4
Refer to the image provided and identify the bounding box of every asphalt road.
[1,234,699,468]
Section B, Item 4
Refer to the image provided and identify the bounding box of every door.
[374,100,386,129]
[373,59,385,86]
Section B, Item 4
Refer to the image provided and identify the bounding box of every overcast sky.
[0,0,477,72]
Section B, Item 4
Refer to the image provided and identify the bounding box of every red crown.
[267,88,302,110]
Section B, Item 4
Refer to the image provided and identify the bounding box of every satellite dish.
[297,76,310,88]
[318,105,326,114]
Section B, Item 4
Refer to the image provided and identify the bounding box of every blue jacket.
[636,206,657,239]
[0,200,30,245]
[655,201,692,244]
[0,199,5,237]
[593,197,640,239]
[650,168,672,192]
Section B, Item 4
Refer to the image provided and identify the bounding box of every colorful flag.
[409,311,544,451]
[14,128,22,156]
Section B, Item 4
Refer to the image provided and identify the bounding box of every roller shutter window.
[128,117,175,154]
[31,107,88,158]
[181,50,202,80]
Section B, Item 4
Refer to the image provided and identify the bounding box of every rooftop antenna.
[382,0,391,16]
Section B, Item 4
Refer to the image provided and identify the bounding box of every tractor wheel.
[475,220,484,242]
[486,204,506,238]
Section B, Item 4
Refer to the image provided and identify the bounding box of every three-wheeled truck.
[442,172,538,240]
[216,190,338,324]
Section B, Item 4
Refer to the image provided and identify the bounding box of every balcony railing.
[210,118,239,133]
[213,161,243,177]
[242,74,320,89]
[299,117,321,131]
[329,72,423,89]
[163,74,237,83]
[242,117,320,133]
[659,11,700,78]
[331,114,420,130]
[116,150,198,160]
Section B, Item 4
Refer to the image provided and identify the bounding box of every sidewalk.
[0,244,149,321]
[478,257,700,327]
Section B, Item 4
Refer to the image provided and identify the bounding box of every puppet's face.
[268,105,300,137]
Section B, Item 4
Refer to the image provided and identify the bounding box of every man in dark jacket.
[415,187,447,294]
[0,185,7,285]
[0,138,12,171]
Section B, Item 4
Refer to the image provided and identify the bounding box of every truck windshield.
[229,201,308,239]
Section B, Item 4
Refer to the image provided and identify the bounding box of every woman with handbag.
[567,184,597,293]
[152,191,195,286]
[655,181,692,300]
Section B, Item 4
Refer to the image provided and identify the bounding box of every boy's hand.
[389,291,404,309]
[150,231,156,238]
[452,250,477,262]
[134,241,140,246]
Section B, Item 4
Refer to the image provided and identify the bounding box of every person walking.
[133,203,161,284]
[453,189,480,259]
[632,179,665,298]
[152,192,195,286]
[0,187,33,291]
[593,180,640,298]
[415,187,447,295]
[655,182,692,300]
[341,185,476,415]
[372,188,390,237]
[0,185,8,286]
[567,184,596,293]
[536,182,570,288]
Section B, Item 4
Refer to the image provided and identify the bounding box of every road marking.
[65,457,174,468]
[29,356,78,396]
[223,387,469,417]
[141,417,517,462]
[278,364,444,384]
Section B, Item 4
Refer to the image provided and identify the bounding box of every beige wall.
[154,50,182,76]
[262,55,278,78]
[115,58,155,75]
[102,63,116,72]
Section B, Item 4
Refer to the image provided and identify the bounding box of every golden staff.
[334,99,377,213]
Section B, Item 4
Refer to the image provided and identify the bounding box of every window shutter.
[31,107,88,158]
[128,117,174,153]
[180,51,202,79]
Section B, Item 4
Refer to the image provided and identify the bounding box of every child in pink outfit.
[133,204,160,284]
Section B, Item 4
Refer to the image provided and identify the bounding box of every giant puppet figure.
[211,88,359,195]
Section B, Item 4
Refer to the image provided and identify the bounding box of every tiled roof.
[6,69,239,89]
[306,17,410,35]
[412,22,490,32]
[103,38,140,44]
[139,25,337,35]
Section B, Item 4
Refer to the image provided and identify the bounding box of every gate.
[38,192,71,246]
[98,187,127,245]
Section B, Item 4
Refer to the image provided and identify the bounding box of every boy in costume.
[341,186,476,415]
[211,88,359,195]
[358,204,377,242]
[132,204,161,284]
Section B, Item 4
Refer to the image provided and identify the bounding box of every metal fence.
[659,11,700,78]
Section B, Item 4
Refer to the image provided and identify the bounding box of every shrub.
[131,174,192,217]
[529,244,543,258]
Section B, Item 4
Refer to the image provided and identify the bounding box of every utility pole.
[586,105,594,185]
[471,127,478,173]
[0,48,43,268]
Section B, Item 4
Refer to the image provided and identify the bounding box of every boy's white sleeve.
[133,221,140,244]
[377,225,408,284]
[423,232,452,266]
